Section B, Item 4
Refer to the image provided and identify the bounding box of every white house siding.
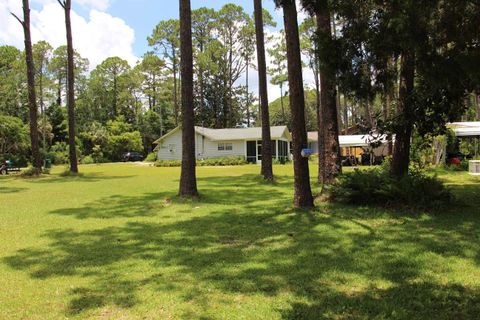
[157,129,183,160]
[157,130,246,161]
[203,139,245,159]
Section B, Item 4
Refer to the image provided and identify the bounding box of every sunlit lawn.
[1,163,479,319]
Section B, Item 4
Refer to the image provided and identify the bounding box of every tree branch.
[10,12,24,26]
[57,0,65,9]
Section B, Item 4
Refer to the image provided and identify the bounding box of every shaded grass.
[0,163,479,319]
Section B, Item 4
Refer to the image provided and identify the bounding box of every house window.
[218,143,233,151]
[168,144,176,152]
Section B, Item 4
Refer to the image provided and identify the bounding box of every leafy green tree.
[148,19,180,125]
[335,0,480,176]
[48,45,88,107]
[89,57,131,122]
[0,115,29,160]
[0,46,27,120]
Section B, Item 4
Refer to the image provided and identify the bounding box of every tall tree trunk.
[282,0,314,208]
[316,0,341,185]
[60,0,79,173]
[173,51,179,126]
[246,56,250,127]
[57,76,62,106]
[39,61,46,149]
[179,0,198,197]
[254,0,273,181]
[113,73,118,117]
[391,51,415,177]
[314,59,324,185]
[342,95,348,133]
[475,93,480,121]
[14,0,42,174]
[280,82,286,123]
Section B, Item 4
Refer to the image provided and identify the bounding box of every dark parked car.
[122,152,144,162]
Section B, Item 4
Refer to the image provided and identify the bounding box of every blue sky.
[2,0,309,100]
[106,0,283,58]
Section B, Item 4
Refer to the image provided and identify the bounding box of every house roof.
[308,132,390,147]
[448,122,480,137]
[154,126,291,144]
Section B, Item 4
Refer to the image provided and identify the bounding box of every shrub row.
[155,156,247,167]
[329,167,452,210]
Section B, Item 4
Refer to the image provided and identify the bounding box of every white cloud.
[74,0,110,11]
[0,0,137,69]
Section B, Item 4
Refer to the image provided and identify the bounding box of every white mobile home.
[154,126,291,163]
[307,132,391,158]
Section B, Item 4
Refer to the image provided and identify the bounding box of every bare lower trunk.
[246,58,250,127]
[254,0,273,181]
[178,0,198,197]
[342,95,348,133]
[16,0,42,174]
[391,51,415,177]
[173,51,179,126]
[476,93,480,121]
[63,0,78,173]
[282,0,314,208]
[316,0,341,185]
[280,83,286,123]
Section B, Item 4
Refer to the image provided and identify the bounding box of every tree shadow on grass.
[26,172,136,184]
[49,192,172,219]
[281,283,480,319]
[0,186,27,193]
[3,174,480,318]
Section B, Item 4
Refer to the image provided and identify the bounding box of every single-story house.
[154,126,291,163]
[448,122,480,137]
[307,132,391,158]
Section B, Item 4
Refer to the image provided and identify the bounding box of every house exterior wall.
[202,139,245,159]
[156,127,292,161]
[157,130,247,160]
[157,129,184,160]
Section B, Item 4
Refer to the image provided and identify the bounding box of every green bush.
[81,155,95,164]
[91,145,105,163]
[144,152,157,162]
[330,167,452,210]
[49,142,69,165]
[198,156,247,166]
[155,160,182,167]
[154,156,248,167]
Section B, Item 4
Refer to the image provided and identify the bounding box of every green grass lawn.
[1,163,479,319]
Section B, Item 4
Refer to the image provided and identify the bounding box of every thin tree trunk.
[316,0,341,185]
[179,0,198,197]
[280,83,286,123]
[59,0,78,173]
[39,61,46,149]
[57,76,62,106]
[246,56,250,127]
[254,0,273,181]
[173,51,179,126]
[13,0,42,174]
[342,95,348,133]
[475,93,480,121]
[391,51,415,177]
[282,0,314,208]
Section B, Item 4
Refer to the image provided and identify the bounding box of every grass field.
[1,163,479,319]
